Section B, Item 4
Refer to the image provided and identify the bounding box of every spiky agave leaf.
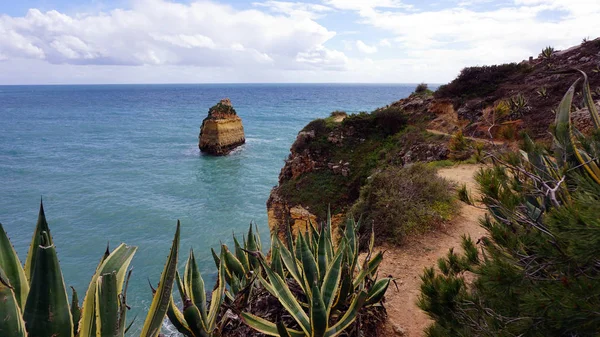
[184,249,207,323]
[240,312,304,337]
[78,243,137,337]
[24,200,53,282]
[95,272,119,337]
[0,222,29,309]
[0,266,26,337]
[140,221,180,337]
[23,231,74,337]
[70,286,81,336]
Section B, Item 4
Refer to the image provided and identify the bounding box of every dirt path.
[377,164,487,336]
[426,129,506,146]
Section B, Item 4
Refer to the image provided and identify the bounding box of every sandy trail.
[377,164,487,336]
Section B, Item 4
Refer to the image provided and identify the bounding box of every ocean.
[0,83,415,334]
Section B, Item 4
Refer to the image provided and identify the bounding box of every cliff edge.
[199,98,245,155]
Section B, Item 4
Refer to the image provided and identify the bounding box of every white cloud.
[253,1,332,19]
[355,40,377,54]
[323,0,411,11]
[0,0,344,71]
[379,38,392,47]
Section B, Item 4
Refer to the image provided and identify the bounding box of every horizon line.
[0,82,443,87]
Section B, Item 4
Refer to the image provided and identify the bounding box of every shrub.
[435,63,526,100]
[448,130,472,161]
[415,83,429,93]
[418,71,600,337]
[373,106,407,136]
[350,164,456,244]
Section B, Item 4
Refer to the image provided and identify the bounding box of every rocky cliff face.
[199,98,245,155]
[266,107,450,241]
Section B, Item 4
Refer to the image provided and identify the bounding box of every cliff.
[267,38,600,243]
[199,98,245,155]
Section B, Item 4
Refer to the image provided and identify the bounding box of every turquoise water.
[0,83,414,333]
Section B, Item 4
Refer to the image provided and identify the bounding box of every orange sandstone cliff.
[199,98,245,155]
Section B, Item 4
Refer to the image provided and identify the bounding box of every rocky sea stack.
[199,98,245,155]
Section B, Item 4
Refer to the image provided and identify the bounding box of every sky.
[0,0,598,84]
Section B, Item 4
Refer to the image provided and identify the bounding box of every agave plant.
[541,46,555,59]
[165,247,226,337]
[241,213,392,337]
[536,86,548,98]
[508,93,529,118]
[0,201,180,337]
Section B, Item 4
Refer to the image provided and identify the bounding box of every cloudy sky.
[0,0,598,84]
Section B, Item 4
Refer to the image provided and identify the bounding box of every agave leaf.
[0,266,27,337]
[259,255,310,335]
[0,222,29,309]
[140,221,180,337]
[233,235,250,272]
[116,269,133,337]
[167,296,195,337]
[183,301,208,337]
[577,69,600,129]
[324,291,368,337]
[276,237,304,291]
[184,249,207,322]
[23,231,74,337]
[299,234,319,291]
[332,259,352,310]
[175,270,186,302]
[206,252,227,331]
[79,243,137,337]
[96,272,119,337]
[24,200,53,282]
[270,239,284,278]
[240,312,305,337]
[321,245,344,315]
[310,284,327,337]
[554,79,577,165]
[574,148,600,184]
[317,225,329,284]
[352,252,383,289]
[246,223,259,269]
[276,321,294,337]
[365,278,391,306]
[71,286,81,336]
[210,248,221,270]
[222,244,246,279]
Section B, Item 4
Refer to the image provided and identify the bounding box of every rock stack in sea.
[198,98,245,155]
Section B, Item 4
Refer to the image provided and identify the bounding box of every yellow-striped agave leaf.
[241,312,305,337]
[140,221,180,337]
[0,266,26,337]
[0,222,29,309]
[78,243,137,337]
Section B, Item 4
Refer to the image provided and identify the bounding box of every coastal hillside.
[267,38,600,242]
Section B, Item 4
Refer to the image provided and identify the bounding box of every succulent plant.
[541,46,555,59]
[241,213,392,337]
[0,201,180,337]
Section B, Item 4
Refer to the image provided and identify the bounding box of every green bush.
[435,63,526,100]
[350,164,456,244]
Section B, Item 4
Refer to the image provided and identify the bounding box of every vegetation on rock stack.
[418,71,600,336]
[208,98,237,117]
